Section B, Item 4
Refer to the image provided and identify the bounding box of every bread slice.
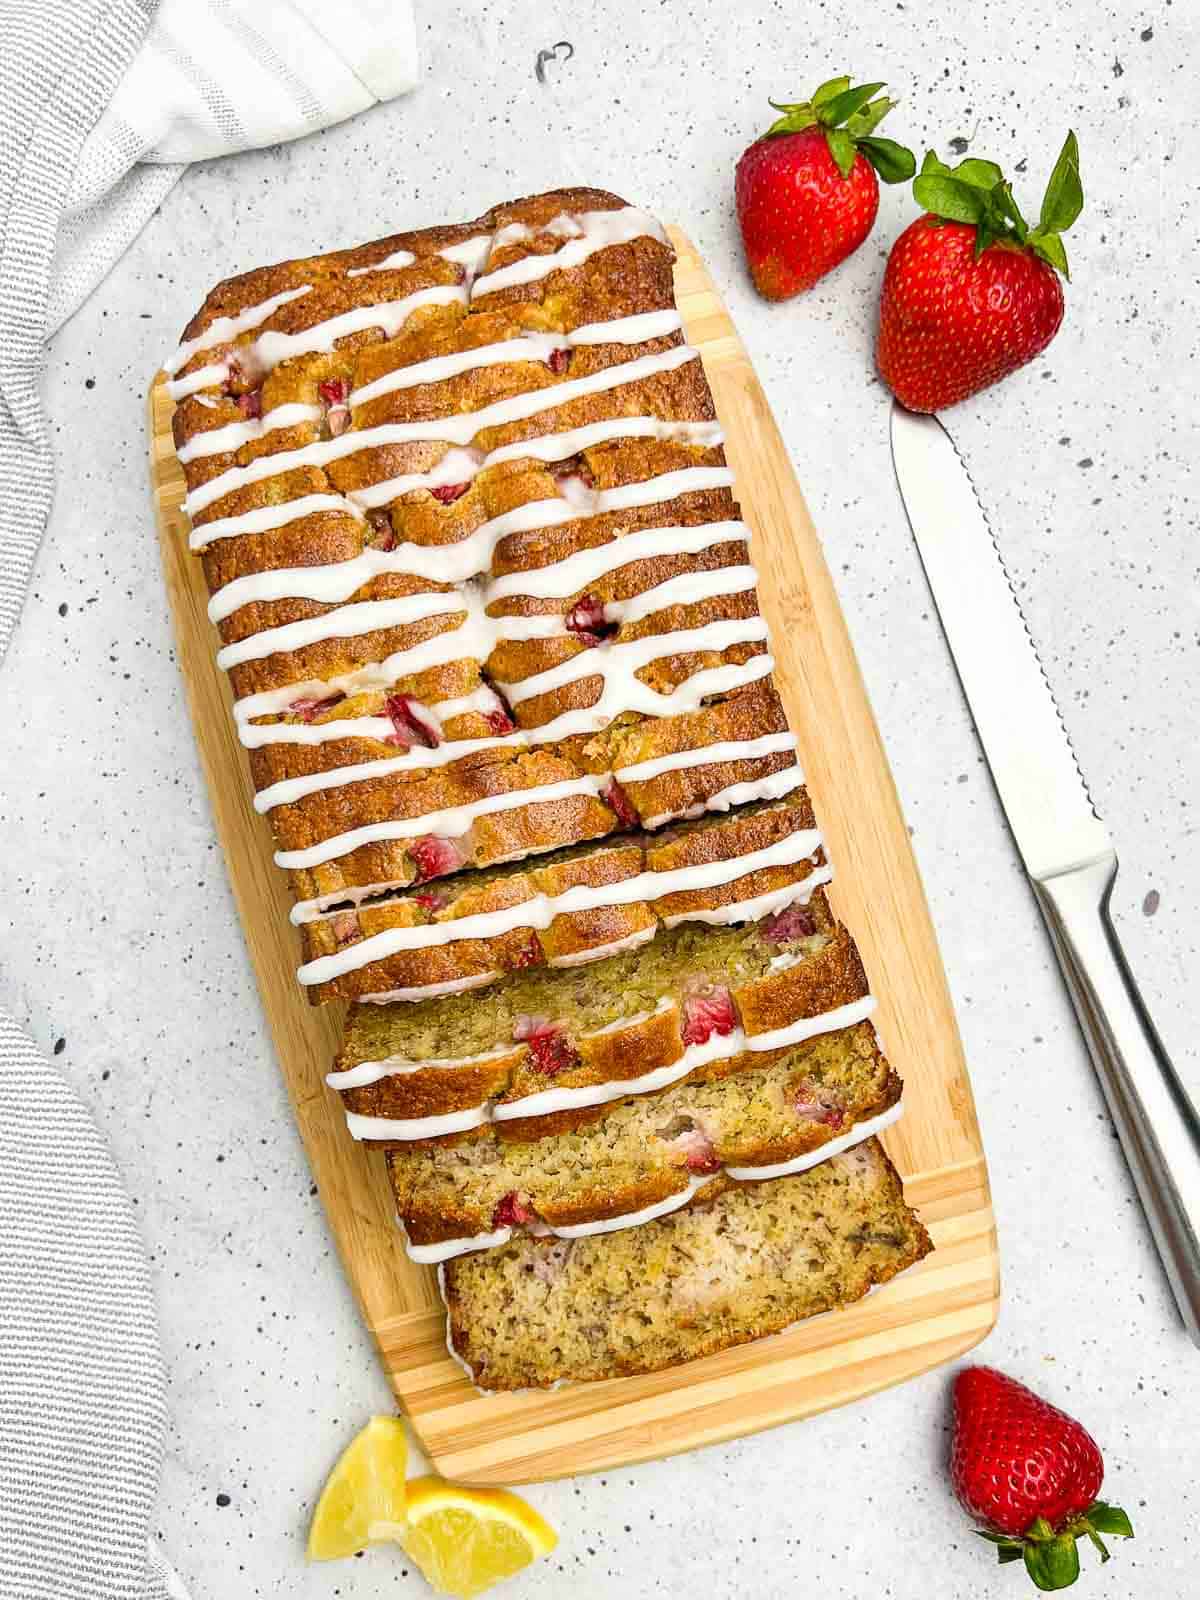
[331,887,875,1135]
[440,1138,931,1389]
[298,791,825,1003]
[386,1020,901,1256]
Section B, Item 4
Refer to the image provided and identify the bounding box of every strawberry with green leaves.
[735,76,915,300]
[877,132,1083,411]
[951,1366,1133,1591]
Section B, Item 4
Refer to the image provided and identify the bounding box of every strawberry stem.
[762,76,915,182]
[974,1500,1132,1591]
[911,131,1082,276]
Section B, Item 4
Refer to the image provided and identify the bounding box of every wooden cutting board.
[147,227,999,1485]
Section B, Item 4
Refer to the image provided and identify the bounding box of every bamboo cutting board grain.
[148,228,999,1484]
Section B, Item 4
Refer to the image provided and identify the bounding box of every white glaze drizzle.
[724,1101,904,1180]
[238,683,500,753]
[327,1045,518,1091]
[614,731,796,785]
[350,309,682,410]
[274,773,610,871]
[165,285,313,375]
[486,519,745,603]
[188,493,361,552]
[362,971,499,1004]
[745,995,877,1053]
[345,1104,488,1141]
[438,236,493,274]
[470,206,667,298]
[181,346,701,517]
[215,589,465,671]
[296,826,823,985]
[166,362,230,401]
[252,283,467,372]
[176,403,321,463]
[661,868,834,930]
[346,248,417,276]
[500,616,769,707]
[403,1105,902,1261]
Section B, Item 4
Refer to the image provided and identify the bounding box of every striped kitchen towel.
[0,3,418,1592]
[0,0,419,667]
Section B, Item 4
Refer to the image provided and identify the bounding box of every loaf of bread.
[440,1139,931,1389]
[165,188,928,1388]
[167,189,801,960]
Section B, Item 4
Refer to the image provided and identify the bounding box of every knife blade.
[890,401,1200,1346]
[888,407,1109,883]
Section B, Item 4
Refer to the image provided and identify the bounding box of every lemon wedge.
[307,1415,409,1561]
[400,1475,558,1597]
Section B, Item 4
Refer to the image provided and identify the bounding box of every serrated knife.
[890,405,1200,1346]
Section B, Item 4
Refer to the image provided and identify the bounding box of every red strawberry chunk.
[565,593,615,645]
[546,347,571,375]
[430,481,469,504]
[365,509,396,550]
[512,1015,578,1076]
[237,388,263,419]
[526,1030,579,1077]
[603,779,638,829]
[289,692,344,723]
[793,1084,846,1130]
[385,694,441,749]
[681,985,736,1047]
[678,1127,721,1173]
[491,1191,534,1229]
[483,707,515,736]
[331,912,359,946]
[411,889,447,916]
[510,934,541,969]
[761,901,816,943]
[408,834,465,883]
[317,378,349,407]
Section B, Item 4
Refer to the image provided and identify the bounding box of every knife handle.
[1034,851,1200,1346]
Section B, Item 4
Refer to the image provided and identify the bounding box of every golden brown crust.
[300,791,820,1003]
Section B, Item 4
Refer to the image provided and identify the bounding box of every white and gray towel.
[0,2,418,1592]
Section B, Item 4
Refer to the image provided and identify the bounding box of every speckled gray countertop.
[2,2,1197,1595]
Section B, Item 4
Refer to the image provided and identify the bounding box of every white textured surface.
[1,1,1197,1594]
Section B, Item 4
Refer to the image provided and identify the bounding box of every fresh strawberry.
[878,133,1082,411]
[951,1366,1132,1590]
[546,347,571,375]
[735,76,915,300]
[317,377,350,437]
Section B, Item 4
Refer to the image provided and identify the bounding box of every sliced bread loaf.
[386,1019,901,1258]
[331,888,875,1136]
[440,1137,931,1389]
